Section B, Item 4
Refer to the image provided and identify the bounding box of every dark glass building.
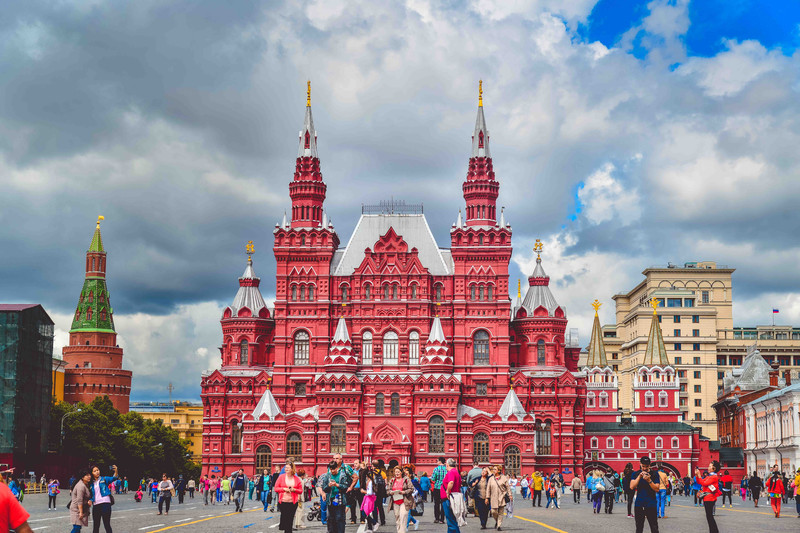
[0,304,54,469]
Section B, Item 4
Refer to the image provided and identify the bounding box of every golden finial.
[266,376,272,390]
[96,215,104,228]
[517,279,521,299]
[478,80,483,107]
[592,299,602,316]
[649,297,660,314]
[534,239,543,259]
[246,240,255,263]
[307,80,311,107]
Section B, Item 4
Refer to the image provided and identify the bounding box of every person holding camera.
[275,461,304,533]
[695,460,721,532]
[629,456,660,533]
[318,460,352,533]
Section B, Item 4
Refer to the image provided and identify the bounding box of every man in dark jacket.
[175,476,186,504]
[231,469,248,512]
[269,465,281,512]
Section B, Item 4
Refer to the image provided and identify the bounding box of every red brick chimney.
[769,362,780,387]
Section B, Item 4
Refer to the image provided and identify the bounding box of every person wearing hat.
[630,456,660,533]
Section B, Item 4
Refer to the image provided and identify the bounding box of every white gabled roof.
[252,388,282,420]
[331,214,451,276]
[497,389,527,422]
[332,316,350,343]
[457,404,492,420]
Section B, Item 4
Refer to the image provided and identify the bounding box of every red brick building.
[63,217,132,412]
[200,86,585,477]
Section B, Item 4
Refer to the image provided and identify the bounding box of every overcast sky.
[2,1,799,401]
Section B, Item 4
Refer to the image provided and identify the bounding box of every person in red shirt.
[440,459,461,533]
[765,465,786,518]
[719,470,734,508]
[0,480,32,533]
[695,460,720,533]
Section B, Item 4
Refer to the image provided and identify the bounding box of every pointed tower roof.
[298,80,318,158]
[643,298,670,366]
[519,241,562,317]
[586,299,608,367]
[497,388,527,421]
[499,207,506,229]
[89,216,104,252]
[471,80,490,158]
[332,316,351,344]
[228,243,268,318]
[70,216,115,334]
[252,387,282,421]
[428,315,446,344]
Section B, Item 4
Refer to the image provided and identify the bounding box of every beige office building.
[131,402,204,461]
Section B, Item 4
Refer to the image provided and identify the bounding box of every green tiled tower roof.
[70,217,115,334]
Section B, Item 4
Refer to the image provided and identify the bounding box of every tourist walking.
[623,464,636,516]
[221,475,231,505]
[175,476,186,504]
[318,460,351,533]
[256,468,271,512]
[749,471,763,507]
[370,460,388,526]
[346,460,362,524]
[89,464,119,533]
[293,469,308,530]
[188,478,195,499]
[360,467,378,533]
[156,474,174,516]
[630,456,660,533]
[486,465,511,530]
[431,457,447,524]
[570,474,582,504]
[69,470,92,533]
[532,471,543,507]
[695,460,721,533]
[419,472,431,502]
[520,474,529,500]
[402,466,420,531]
[602,470,615,514]
[232,468,248,512]
[792,467,800,517]
[270,465,281,512]
[655,466,668,518]
[441,458,462,533]
[766,465,785,518]
[388,466,414,533]
[47,479,59,510]
[473,468,490,529]
[588,470,603,514]
[719,469,733,508]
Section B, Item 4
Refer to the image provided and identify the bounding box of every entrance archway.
[387,458,399,471]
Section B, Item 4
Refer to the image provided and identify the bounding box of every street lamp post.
[60,409,82,448]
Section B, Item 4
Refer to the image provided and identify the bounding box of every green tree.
[54,397,199,481]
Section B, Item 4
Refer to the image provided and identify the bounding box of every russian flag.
[773,309,779,314]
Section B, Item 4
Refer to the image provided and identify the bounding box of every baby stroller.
[306,501,322,521]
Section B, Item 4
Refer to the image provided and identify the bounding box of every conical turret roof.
[228,259,268,318]
[332,316,350,344]
[71,218,115,333]
[643,301,670,366]
[298,81,318,158]
[471,82,490,158]
[89,222,104,252]
[497,388,527,421]
[586,304,607,367]
[520,257,561,317]
[252,387,282,421]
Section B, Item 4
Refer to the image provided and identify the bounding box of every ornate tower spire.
[643,298,670,366]
[463,80,499,226]
[586,299,608,367]
[290,80,326,228]
[72,216,114,333]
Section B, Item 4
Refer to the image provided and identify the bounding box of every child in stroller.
[306,500,321,521]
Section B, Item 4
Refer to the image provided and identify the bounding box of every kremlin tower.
[62,217,132,412]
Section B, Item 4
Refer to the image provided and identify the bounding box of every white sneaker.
[414,523,419,531]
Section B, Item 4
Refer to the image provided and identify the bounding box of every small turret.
[420,315,452,373]
[324,316,357,372]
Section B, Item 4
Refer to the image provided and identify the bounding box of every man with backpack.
[370,460,387,526]
[431,457,447,523]
[602,471,616,513]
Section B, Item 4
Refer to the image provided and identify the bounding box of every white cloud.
[578,162,641,225]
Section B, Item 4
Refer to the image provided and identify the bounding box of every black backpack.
[374,473,386,495]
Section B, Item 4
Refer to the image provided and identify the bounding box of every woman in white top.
[157,474,174,515]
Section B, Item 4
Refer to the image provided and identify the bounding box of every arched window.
[587,392,596,408]
[256,445,272,470]
[231,420,242,454]
[435,284,443,302]
[537,340,545,365]
[659,391,668,407]
[294,331,310,365]
[655,437,663,449]
[599,391,608,408]
[390,393,400,415]
[639,437,646,449]
[671,437,679,448]
[410,283,418,299]
[408,331,420,365]
[607,437,614,448]
[375,393,385,415]
[479,235,484,245]
[428,415,445,453]
[479,285,484,301]
[488,285,493,300]
[504,446,521,476]
[362,331,373,364]
[287,432,302,461]
[299,285,305,301]
[645,390,654,408]
[87,308,93,320]
[308,285,314,301]
[536,421,552,455]
[473,432,489,464]
[383,331,399,365]
[364,284,371,300]
[330,415,346,454]
[473,330,490,365]
[392,284,398,300]
[240,340,249,365]
[291,285,297,301]
[88,291,94,303]
[384,284,390,299]
[590,437,598,449]
[623,437,630,449]
[341,285,349,302]
[470,285,476,300]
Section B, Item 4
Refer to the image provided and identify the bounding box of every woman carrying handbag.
[69,470,92,533]
[485,465,511,531]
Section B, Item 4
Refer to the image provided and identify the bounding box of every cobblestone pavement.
[19,492,800,532]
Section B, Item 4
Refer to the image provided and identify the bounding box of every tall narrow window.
[392,284,398,300]
[479,286,484,301]
[479,235,484,245]
[428,416,445,453]
[240,340,249,365]
[409,331,420,365]
[473,433,489,464]
[390,393,400,415]
[362,331,373,364]
[599,391,608,408]
[375,393,385,415]
[256,445,272,470]
[410,284,418,299]
[341,286,349,301]
[308,285,314,301]
[231,420,242,454]
[537,340,545,365]
[473,330,490,365]
[383,331,399,365]
[291,286,297,301]
[293,331,310,365]
[470,286,476,300]
[384,285,390,299]
[287,433,302,461]
[504,446,521,476]
[645,390,654,408]
[536,421,552,455]
[435,285,442,301]
[330,415,346,454]
[364,284,371,300]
